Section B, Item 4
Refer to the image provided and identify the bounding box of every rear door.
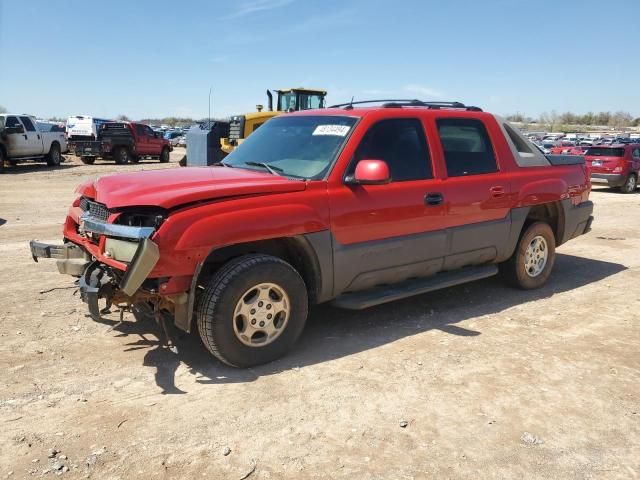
[328,117,448,294]
[19,116,44,155]
[433,117,512,269]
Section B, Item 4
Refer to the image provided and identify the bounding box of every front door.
[144,125,163,155]
[18,116,44,155]
[329,117,448,294]
[5,116,29,156]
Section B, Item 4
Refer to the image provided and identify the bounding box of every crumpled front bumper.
[29,240,90,276]
[30,215,161,320]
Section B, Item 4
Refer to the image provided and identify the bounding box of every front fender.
[173,203,327,250]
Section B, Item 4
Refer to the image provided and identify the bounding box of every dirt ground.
[0,151,638,479]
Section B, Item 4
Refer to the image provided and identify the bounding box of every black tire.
[80,156,96,165]
[499,221,556,290]
[197,254,308,367]
[0,148,5,174]
[113,146,130,164]
[619,174,637,194]
[46,143,61,166]
[159,147,170,163]
[130,155,140,163]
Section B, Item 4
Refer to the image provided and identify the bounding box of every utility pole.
[208,86,212,128]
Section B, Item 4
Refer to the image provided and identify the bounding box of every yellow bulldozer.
[220,87,327,154]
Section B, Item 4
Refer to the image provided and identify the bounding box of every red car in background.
[585,144,640,193]
[550,140,577,155]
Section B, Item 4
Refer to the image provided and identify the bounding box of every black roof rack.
[328,99,483,112]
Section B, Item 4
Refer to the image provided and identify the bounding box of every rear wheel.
[159,147,170,163]
[620,174,637,194]
[197,254,308,367]
[0,148,5,173]
[46,143,61,166]
[80,156,96,165]
[500,221,556,290]
[113,146,130,164]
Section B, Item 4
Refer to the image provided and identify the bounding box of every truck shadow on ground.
[106,253,625,393]
[2,162,79,175]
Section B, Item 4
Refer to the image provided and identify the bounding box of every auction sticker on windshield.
[313,125,351,136]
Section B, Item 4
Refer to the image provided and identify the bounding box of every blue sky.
[1,0,638,120]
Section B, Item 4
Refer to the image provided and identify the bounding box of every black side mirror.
[6,125,25,134]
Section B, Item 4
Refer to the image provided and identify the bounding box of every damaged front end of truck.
[29,195,186,351]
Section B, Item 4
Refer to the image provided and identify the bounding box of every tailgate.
[74,140,102,156]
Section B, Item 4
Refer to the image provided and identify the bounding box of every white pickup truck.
[0,114,67,172]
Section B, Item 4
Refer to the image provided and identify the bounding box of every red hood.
[91,167,306,209]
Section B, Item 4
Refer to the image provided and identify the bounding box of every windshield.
[223,115,357,180]
[585,147,624,157]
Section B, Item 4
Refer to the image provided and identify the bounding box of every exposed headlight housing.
[115,210,167,230]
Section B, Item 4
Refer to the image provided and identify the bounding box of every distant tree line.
[507,110,640,129]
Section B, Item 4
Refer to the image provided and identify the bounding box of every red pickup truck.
[74,122,172,165]
[30,100,593,367]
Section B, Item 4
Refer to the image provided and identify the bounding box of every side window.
[633,148,640,159]
[6,116,21,128]
[135,124,145,136]
[351,118,432,181]
[19,116,36,132]
[144,126,155,137]
[437,118,497,177]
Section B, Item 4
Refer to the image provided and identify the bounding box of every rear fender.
[516,178,568,207]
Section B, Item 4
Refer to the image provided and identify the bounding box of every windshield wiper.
[213,161,233,167]
[243,161,283,176]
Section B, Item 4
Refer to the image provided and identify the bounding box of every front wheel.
[80,156,96,165]
[619,174,637,194]
[46,143,61,166]
[197,254,308,367]
[159,147,170,163]
[500,222,556,290]
[0,148,5,173]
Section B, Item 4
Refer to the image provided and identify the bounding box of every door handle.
[489,186,505,198]
[22,134,28,140]
[425,192,444,206]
